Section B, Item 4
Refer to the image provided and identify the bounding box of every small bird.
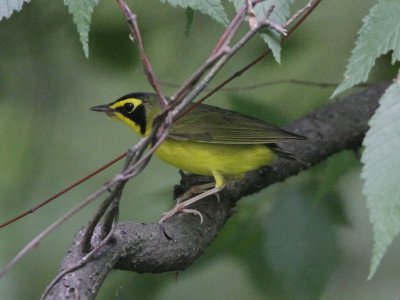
[91,92,304,222]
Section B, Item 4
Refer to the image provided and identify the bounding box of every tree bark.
[43,84,388,299]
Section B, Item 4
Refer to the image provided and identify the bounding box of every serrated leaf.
[160,0,228,26]
[264,191,339,300]
[230,0,293,63]
[0,0,30,20]
[333,0,400,97]
[361,83,400,279]
[64,0,99,58]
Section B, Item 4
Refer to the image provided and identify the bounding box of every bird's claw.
[182,208,204,224]
[159,206,203,224]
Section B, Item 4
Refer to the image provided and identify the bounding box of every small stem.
[81,182,124,252]
[82,138,149,252]
[180,0,323,110]
[0,183,112,279]
[116,0,168,108]
[171,50,226,103]
[0,152,127,229]
[285,0,322,37]
[100,199,120,240]
[211,3,247,56]
[176,17,284,119]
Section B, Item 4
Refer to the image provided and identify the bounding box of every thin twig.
[0,152,127,229]
[81,182,124,252]
[211,2,248,56]
[285,0,322,37]
[172,0,272,105]
[265,4,275,19]
[0,182,114,279]
[100,199,120,239]
[0,135,153,276]
[161,79,375,91]
[285,0,314,28]
[182,0,323,111]
[116,0,168,108]
[81,137,150,251]
[171,50,226,103]
[81,115,171,250]
[172,1,252,103]
[176,16,286,118]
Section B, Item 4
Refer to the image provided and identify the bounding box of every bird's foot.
[159,185,224,223]
[176,182,215,203]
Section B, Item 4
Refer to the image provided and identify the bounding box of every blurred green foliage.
[1,1,400,300]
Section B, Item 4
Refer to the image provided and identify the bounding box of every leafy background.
[1,0,400,299]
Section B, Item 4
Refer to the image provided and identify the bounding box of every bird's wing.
[169,104,304,144]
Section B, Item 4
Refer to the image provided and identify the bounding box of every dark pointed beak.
[90,104,112,112]
[90,104,116,117]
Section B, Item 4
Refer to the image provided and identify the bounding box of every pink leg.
[159,185,224,223]
[176,182,215,203]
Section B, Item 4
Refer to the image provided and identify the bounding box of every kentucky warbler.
[91,92,304,222]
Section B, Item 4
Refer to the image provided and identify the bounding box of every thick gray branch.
[43,84,387,300]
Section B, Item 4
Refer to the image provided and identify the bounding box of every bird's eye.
[124,102,135,113]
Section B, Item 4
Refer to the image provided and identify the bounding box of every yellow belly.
[155,139,276,181]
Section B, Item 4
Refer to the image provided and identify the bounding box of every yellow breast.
[155,139,275,180]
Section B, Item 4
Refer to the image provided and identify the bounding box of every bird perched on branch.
[91,93,304,222]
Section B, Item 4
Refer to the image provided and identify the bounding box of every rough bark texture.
[43,84,388,299]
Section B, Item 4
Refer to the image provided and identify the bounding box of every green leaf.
[64,0,99,58]
[0,0,30,20]
[160,0,228,26]
[230,0,294,63]
[361,83,400,279]
[264,190,339,300]
[333,0,400,97]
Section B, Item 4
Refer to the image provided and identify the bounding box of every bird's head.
[91,92,161,137]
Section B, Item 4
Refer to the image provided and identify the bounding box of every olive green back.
[170,104,304,145]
